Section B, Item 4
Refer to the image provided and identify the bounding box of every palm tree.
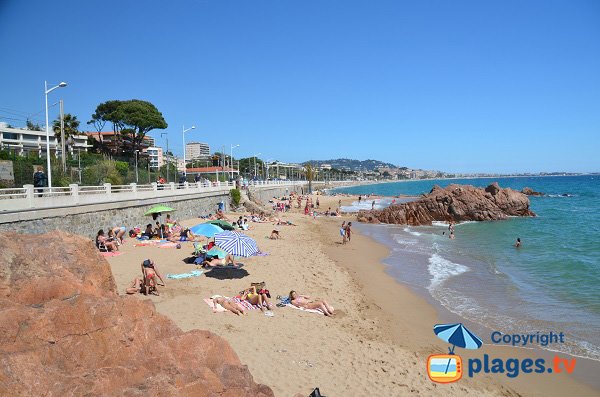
[53,113,80,141]
[305,163,315,193]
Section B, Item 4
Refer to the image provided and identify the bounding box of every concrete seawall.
[0,181,354,238]
[0,190,230,239]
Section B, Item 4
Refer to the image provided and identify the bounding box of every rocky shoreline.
[357,182,535,225]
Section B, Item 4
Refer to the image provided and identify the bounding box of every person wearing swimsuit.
[141,259,167,286]
[289,290,335,316]
[210,295,246,315]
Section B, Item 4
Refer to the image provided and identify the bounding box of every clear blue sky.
[1,0,599,173]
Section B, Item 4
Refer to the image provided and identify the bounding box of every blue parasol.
[190,223,223,237]
[433,323,483,374]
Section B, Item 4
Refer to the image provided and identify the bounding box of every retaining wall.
[0,191,230,239]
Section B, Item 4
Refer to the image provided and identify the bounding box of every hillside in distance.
[303,158,400,172]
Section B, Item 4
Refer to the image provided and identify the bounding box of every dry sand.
[106,194,598,397]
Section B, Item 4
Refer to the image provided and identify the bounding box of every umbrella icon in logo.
[434,323,482,354]
[432,323,482,378]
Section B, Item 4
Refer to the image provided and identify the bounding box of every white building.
[0,122,90,156]
[146,146,164,169]
[185,142,210,161]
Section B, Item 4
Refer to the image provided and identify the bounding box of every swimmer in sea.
[514,238,521,248]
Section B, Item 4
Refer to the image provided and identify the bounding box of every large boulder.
[358,183,535,225]
[0,232,273,397]
[521,187,544,196]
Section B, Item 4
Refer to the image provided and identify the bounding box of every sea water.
[334,176,600,360]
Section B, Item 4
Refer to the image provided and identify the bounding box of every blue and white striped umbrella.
[214,231,260,257]
[433,323,483,353]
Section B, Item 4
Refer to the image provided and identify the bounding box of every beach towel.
[254,252,269,256]
[158,242,178,248]
[231,297,262,311]
[167,270,203,279]
[285,303,324,315]
[100,251,123,257]
[203,298,227,312]
[134,240,163,247]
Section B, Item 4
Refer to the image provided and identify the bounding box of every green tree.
[52,113,80,140]
[116,100,168,153]
[305,164,315,193]
[26,119,43,131]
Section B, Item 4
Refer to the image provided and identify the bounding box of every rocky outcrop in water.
[521,187,544,196]
[357,183,535,225]
[0,232,273,397]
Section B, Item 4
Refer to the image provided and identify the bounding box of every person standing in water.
[514,238,521,248]
[371,200,375,210]
[358,196,362,204]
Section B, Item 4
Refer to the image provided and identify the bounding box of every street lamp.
[135,150,140,183]
[161,132,169,182]
[253,152,261,179]
[182,125,196,177]
[230,144,239,179]
[44,81,67,188]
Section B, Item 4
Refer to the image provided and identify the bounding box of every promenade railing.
[0,180,308,212]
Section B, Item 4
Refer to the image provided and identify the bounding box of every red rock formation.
[521,187,544,196]
[358,183,535,225]
[0,232,273,397]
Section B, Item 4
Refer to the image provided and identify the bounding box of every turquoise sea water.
[334,176,600,360]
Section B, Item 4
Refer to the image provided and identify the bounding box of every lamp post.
[135,150,139,183]
[44,81,67,188]
[182,125,196,178]
[253,152,261,178]
[161,132,169,182]
[230,144,239,179]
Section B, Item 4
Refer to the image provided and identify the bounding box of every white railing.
[0,180,308,212]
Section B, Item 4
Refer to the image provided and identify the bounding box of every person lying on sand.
[141,259,166,286]
[202,254,236,268]
[210,295,246,315]
[125,277,144,294]
[289,290,335,316]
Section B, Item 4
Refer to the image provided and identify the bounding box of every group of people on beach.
[209,282,335,317]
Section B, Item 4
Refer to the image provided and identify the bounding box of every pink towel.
[100,251,123,257]
[158,243,178,248]
[203,298,226,312]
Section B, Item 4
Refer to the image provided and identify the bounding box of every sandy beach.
[106,194,598,397]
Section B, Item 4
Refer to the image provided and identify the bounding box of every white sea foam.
[427,254,469,290]
[402,227,422,236]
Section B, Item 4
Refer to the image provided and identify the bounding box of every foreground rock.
[358,183,535,225]
[0,232,273,397]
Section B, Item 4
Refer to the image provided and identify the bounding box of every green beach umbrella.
[144,205,175,216]
[208,220,234,231]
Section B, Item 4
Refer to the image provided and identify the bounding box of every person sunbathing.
[96,229,118,251]
[125,277,144,294]
[215,209,230,221]
[141,259,166,286]
[289,290,335,316]
[202,254,236,268]
[240,286,273,311]
[210,295,246,315]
